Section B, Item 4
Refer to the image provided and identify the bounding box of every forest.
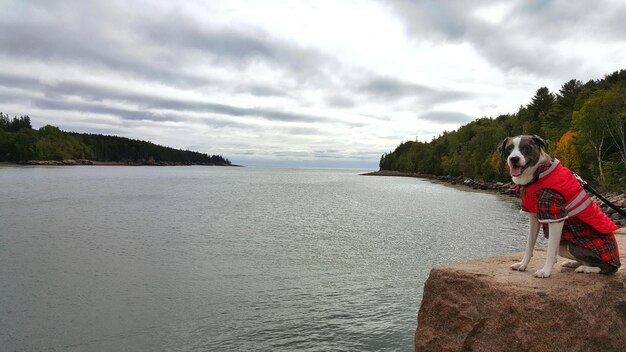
[0,116,231,166]
[379,69,626,191]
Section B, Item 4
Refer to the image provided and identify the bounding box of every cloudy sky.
[1,0,625,168]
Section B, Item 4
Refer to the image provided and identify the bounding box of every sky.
[1,0,625,169]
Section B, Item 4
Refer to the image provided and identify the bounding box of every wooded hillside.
[379,70,626,190]
[0,116,231,166]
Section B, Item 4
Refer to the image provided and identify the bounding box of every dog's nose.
[509,156,520,164]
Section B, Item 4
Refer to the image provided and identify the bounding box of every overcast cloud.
[0,0,624,168]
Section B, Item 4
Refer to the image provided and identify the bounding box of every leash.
[573,173,626,220]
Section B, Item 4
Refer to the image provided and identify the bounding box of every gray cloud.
[383,0,494,41]
[283,126,324,136]
[358,76,470,103]
[325,95,356,109]
[245,85,289,98]
[510,0,626,41]
[359,76,434,98]
[0,91,31,106]
[0,75,363,127]
[420,111,474,124]
[0,10,212,89]
[33,99,176,123]
[0,0,622,167]
[0,1,473,129]
[0,73,363,127]
[0,1,339,93]
[0,72,40,89]
[383,0,626,77]
[139,16,333,78]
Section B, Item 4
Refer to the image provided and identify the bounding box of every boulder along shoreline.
[362,170,626,227]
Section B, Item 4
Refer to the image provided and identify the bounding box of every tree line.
[0,115,231,166]
[379,69,626,190]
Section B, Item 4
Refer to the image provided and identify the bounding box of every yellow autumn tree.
[488,151,508,181]
[553,130,582,172]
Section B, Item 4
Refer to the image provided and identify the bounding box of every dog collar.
[538,159,560,179]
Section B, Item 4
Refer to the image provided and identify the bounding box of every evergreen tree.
[542,79,583,141]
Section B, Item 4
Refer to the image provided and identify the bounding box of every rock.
[414,230,626,352]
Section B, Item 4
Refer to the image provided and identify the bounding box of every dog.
[500,135,620,278]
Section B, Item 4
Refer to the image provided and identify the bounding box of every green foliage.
[0,116,231,165]
[0,113,32,132]
[70,132,230,164]
[380,69,626,190]
[602,160,626,190]
[573,84,626,184]
[35,125,95,160]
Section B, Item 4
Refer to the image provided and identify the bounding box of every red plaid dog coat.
[520,160,621,269]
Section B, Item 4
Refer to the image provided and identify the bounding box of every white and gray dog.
[500,135,620,278]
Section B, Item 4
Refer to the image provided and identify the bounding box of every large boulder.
[415,229,626,352]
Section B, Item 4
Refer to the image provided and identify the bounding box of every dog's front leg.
[534,221,564,278]
[511,214,540,271]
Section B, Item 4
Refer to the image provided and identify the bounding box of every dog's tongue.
[510,166,523,177]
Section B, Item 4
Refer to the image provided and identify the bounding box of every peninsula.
[0,114,233,166]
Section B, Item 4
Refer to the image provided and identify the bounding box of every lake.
[0,166,529,351]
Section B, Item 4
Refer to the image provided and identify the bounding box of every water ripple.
[0,167,528,351]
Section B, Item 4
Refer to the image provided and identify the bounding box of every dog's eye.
[521,145,531,153]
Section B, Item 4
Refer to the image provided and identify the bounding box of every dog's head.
[499,135,551,185]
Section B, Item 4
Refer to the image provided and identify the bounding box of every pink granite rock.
[415,229,626,351]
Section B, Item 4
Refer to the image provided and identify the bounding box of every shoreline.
[362,169,626,227]
[0,159,242,167]
[361,170,518,198]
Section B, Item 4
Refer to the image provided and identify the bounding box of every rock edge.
[414,229,626,352]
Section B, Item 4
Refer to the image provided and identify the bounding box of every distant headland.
[0,114,236,166]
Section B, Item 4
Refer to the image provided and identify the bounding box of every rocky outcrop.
[595,194,626,227]
[414,229,626,352]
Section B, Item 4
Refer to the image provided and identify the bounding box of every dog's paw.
[510,262,528,271]
[561,260,582,268]
[534,268,552,278]
[575,265,601,274]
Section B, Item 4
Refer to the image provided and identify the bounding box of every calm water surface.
[0,166,528,351]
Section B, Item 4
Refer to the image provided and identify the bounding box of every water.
[0,166,528,351]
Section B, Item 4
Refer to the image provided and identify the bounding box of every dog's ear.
[531,135,547,151]
[499,137,510,157]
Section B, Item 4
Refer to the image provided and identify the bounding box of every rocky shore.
[363,170,626,227]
